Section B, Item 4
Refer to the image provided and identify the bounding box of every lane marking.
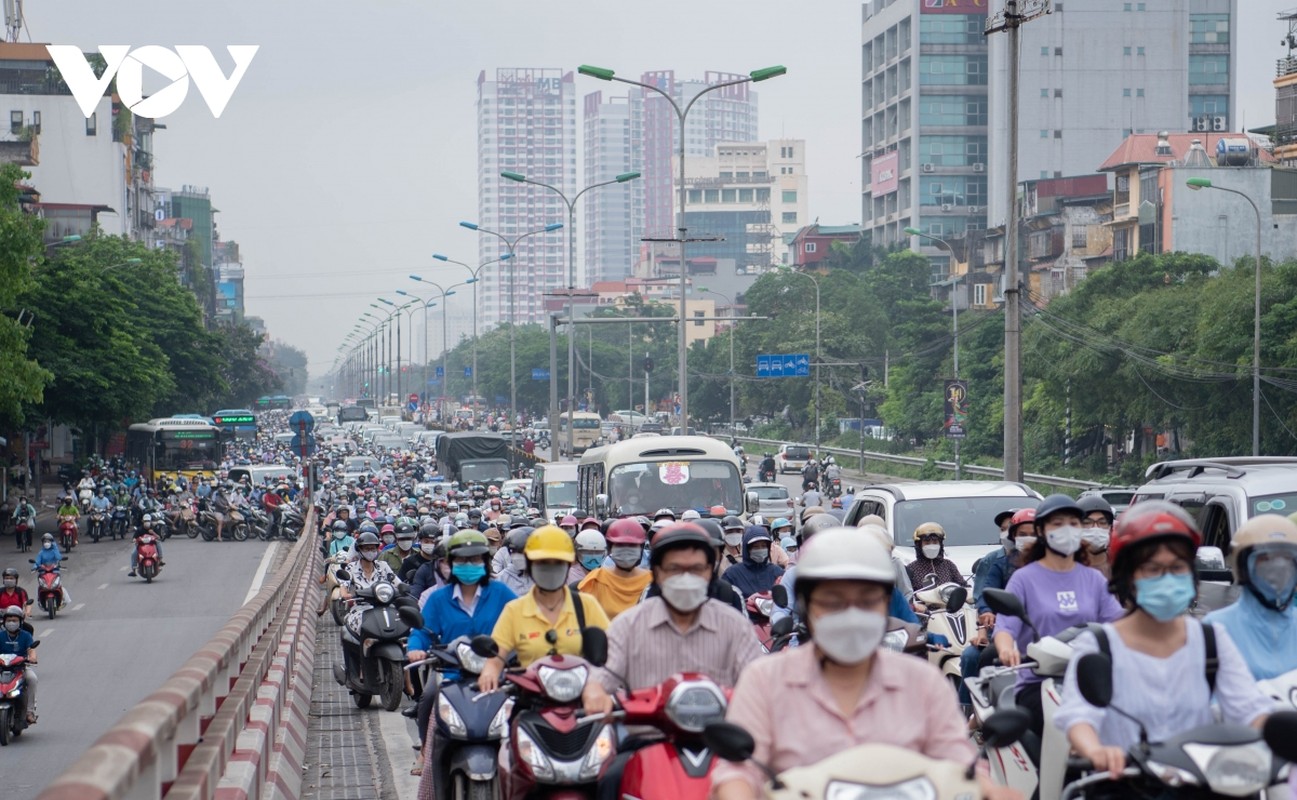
[41,628,54,637]
[376,694,423,798]
[97,583,109,591]
[119,566,129,572]
[71,603,85,612]
[242,542,280,605]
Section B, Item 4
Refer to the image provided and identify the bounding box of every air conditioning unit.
[941,203,954,212]
[922,163,936,173]
[973,163,985,172]
[1212,115,1227,132]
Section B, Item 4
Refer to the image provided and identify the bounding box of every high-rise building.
[583,90,644,286]
[987,0,1238,222]
[860,1,990,267]
[476,68,576,330]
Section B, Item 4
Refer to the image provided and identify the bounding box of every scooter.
[597,673,730,800]
[110,504,131,540]
[332,571,422,711]
[57,515,78,551]
[826,477,842,499]
[471,629,617,800]
[29,560,66,619]
[322,554,350,626]
[0,641,39,746]
[702,708,1030,799]
[13,516,32,552]
[914,582,980,695]
[78,487,93,513]
[1060,652,1291,800]
[87,508,108,543]
[134,530,162,583]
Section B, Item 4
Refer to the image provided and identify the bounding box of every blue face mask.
[1135,573,1196,622]
[580,554,604,571]
[452,563,486,584]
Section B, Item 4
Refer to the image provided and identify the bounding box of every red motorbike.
[58,514,78,550]
[596,673,730,800]
[0,646,38,745]
[472,630,616,800]
[29,561,65,619]
[135,532,162,583]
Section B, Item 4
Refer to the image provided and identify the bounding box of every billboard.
[944,379,968,439]
[922,0,988,14]
[871,151,900,197]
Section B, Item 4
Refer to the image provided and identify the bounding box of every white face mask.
[420,542,436,556]
[510,552,528,573]
[1016,535,1037,552]
[812,608,887,665]
[748,547,770,564]
[610,545,642,569]
[723,532,743,548]
[397,539,413,551]
[660,573,709,613]
[1046,525,1083,556]
[359,549,379,562]
[1081,530,1109,552]
[333,529,347,540]
[3,620,18,634]
[922,544,942,560]
[1000,533,1014,553]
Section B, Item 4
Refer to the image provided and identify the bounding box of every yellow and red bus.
[125,417,222,483]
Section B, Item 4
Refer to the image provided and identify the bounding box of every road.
[6,521,277,800]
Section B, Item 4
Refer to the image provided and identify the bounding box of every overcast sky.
[32,0,1293,376]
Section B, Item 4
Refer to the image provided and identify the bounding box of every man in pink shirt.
[711,527,1020,800]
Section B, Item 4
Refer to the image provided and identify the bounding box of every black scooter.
[332,570,423,711]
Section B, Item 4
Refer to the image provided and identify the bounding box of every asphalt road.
[5,522,277,799]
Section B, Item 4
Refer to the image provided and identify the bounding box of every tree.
[215,324,282,408]
[265,340,309,396]
[0,164,51,425]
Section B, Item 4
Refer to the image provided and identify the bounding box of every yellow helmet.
[525,525,576,563]
[912,521,945,543]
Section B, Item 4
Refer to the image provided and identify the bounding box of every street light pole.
[700,288,736,435]
[427,254,512,422]
[579,64,786,432]
[778,267,821,450]
[501,169,640,458]
[906,227,963,478]
[400,281,468,422]
[1186,177,1264,455]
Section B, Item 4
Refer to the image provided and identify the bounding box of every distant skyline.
[28,0,1294,378]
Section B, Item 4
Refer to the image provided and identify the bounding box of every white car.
[746,482,796,521]
[776,444,812,474]
[502,478,532,499]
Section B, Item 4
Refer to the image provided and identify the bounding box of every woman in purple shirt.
[992,494,1123,735]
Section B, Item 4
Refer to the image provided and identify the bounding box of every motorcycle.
[470,629,617,800]
[759,467,776,484]
[278,506,303,541]
[0,641,39,746]
[174,498,198,539]
[914,582,981,697]
[110,504,132,541]
[78,487,93,513]
[13,516,32,552]
[826,477,843,499]
[87,508,108,543]
[134,530,162,583]
[29,560,66,619]
[1060,653,1291,800]
[597,673,730,800]
[322,554,350,626]
[746,591,777,653]
[702,708,1029,799]
[57,514,78,551]
[332,570,422,711]
[227,509,251,542]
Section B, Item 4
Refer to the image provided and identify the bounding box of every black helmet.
[649,522,717,568]
[695,518,726,549]
[418,522,440,540]
[394,520,417,535]
[505,527,533,552]
[1034,494,1084,530]
[721,515,745,533]
[331,519,349,532]
[1078,495,1115,524]
[355,531,381,547]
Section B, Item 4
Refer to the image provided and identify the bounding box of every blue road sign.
[531,368,551,380]
[435,366,445,378]
[289,433,317,455]
[463,366,473,378]
[757,355,772,377]
[794,353,810,377]
[288,410,315,430]
[757,353,810,379]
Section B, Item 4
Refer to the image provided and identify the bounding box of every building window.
[782,190,798,203]
[722,189,736,203]
[782,212,798,224]
[1040,46,1049,56]
[1054,130,1062,138]
[1072,228,1088,248]
[805,242,817,253]
[1136,88,1145,97]
[1123,47,1132,56]
[738,188,753,203]
[1040,129,1049,138]
[1137,46,1145,56]
[1189,54,1229,86]
[1190,13,1229,44]
[1054,89,1062,98]
[1123,88,1132,97]
[974,283,988,306]
[9,110,20,134]
[694,310,705,327]
[86,113,97,136]
[1040,88,1050,98]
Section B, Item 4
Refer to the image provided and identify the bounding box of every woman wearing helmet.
[336,530,402,670]
[1056,501,1272,779]
[568,529,607,585]
[992,494,1123,738]
[0,567,33,633]
[476,526,611,693]
[492,527,535,596]
[1075,496,1116,579]
[578,519,652,620]
[0,604,37,723]
[1204,514,1297,682]
[712,527,1014,800]
[906,522,965,591]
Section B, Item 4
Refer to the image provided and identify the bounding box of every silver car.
[746,482,796,521]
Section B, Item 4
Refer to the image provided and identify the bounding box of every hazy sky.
[31,0,1293,376]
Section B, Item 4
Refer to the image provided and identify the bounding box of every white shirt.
[452,583,479,616]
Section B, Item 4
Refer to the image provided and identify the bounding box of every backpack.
[1091,621,1218,693]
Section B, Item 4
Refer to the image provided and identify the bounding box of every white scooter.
[966,588,1095,800]
[915,581,981,694]
[704,709,1031,799]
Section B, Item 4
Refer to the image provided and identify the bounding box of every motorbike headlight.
[486,697,513,738]
[577,725,616,781]
[6,688,20,698]
[436,692,467,737]
[537,665,587,703]
[515,727,556,781]
[824,777,937,800]
[882,630,909,653]
[755,597,775,618]
[455,641,487,675]
[1186,741,1272,797]
[373,582,395,604]
[664,679,727,733]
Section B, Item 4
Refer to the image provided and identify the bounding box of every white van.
[532,461,579,522]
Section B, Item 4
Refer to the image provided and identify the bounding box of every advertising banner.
[944,379,968,439]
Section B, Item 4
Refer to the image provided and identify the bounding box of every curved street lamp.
[427,253,512,413]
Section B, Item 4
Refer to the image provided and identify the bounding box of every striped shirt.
[598,596,764,692]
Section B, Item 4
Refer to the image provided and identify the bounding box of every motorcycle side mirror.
[27,559,34,564]
[770,616,794,639]
[945,586,968,612]
[1075,652,1114,709]
[1263,711,1297,763]
[983,588,1025,619]
[334,569,351,582]
[470,634,499,659]
[745,491,759,514]
[595,494,608,516]
[704,722,756,762]
[981,708,1030,749]
[581,626,608,667]
[1194,546,1232,582]
[771,583,789,608]
[397,605,424,629]
[29,640,39,649]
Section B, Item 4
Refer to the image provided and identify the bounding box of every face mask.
[580,554,605,571]
[724,533,743,548]
[333,529,346,540]
[382,536,395,545]
[922,544,942,560]
[1000,534,1014,554]
[1045,526,1082,556]
[1250,552,1297,609]
[359,549,379,562]
[397,539,413,552]
[1016,536,1037,553]
[510,552,528,573]
[43,542,52,550]
[660,573,709,613]
[3,579,15,589]
[610,546,642,570]
[3,620,17,634]
[452,563,486,584]
[812,608,887,665]
[748,547,770,564]
[1135,572,1196,621]
[420,543,436,556]
[531,562,569,591]
[1081,531,1109,552]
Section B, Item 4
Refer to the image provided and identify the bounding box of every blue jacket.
[34,544,63,568]
[1204,589,1297,681]
[407,580,518,654]
[722,526,784,598]
[973,548,1018,615]
[0,628,34,656]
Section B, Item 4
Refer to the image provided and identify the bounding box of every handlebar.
[1059,767,1141,800]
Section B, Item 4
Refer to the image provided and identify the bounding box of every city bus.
[125,417,222,484]
[212,408,258,442]
[557,411,603,456]
[577,435,755,520]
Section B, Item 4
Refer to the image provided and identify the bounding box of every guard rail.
[735,436,1101,492]
[39,511,320,800]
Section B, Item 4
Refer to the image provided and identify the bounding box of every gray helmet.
[331,519,349,532]
[695,518,726,549]
[799,513,841,543]
[1078,495,1115,524]
[2,567,17,580]
[355,531,381,548]
[419,522,440,540]
[2,604,22,620]
[505,527,533,553]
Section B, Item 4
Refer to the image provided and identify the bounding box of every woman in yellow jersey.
[477,525,610,690]
[578,518,652,619]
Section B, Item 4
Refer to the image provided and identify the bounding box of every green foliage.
[0,164,51,423]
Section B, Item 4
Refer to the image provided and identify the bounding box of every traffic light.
[860,363,869,381]
[643,356,654,373]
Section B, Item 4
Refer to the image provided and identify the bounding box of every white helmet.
[574,530,607,551]
[795,527,895,587]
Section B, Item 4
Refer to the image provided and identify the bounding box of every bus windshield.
[543,480,579,508]
[606,460,742,516]
[563,417,601,429]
